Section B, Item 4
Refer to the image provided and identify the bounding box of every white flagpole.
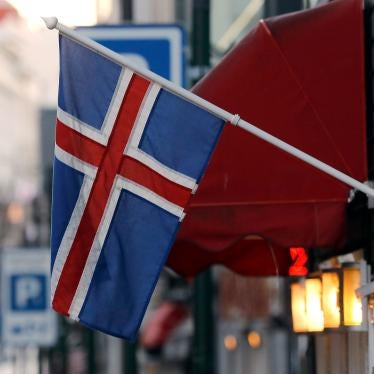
[43,17,374,199]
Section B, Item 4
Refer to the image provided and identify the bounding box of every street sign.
[1,248,57,346]
[78,24,186,87]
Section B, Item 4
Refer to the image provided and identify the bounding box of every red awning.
[167,0,367,277]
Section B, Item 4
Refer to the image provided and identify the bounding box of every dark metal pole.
[86,329,96,374]
[191,0,210,68]
[122,0,133,22]
[55,317,68,374]
[265,0,303,17]
[120,2,138,372]
[191,2,215,373]
[123,342,138,374]
[306,335,317,374]
[191,0,211,84]
[193,269,215,374]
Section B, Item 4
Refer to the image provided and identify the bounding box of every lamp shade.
[322,270,340,328]
[291,281,308,333]
[305,278,324,332]
[342,265,362,326]
[291,277,324,333]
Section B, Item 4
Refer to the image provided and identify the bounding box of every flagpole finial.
[42,17,58,30]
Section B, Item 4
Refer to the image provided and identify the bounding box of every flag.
[50,34,224,340]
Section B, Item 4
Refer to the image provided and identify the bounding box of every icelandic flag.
[50,34,224,340]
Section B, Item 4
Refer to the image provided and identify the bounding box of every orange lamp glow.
[247,331,262,349]
[305,278,324,332]
[224,335,237,351]
[322,270,340,328]
[291,282,308,333]
[343,267,362,326]
[291,277,324,333]
[291,262,367,333]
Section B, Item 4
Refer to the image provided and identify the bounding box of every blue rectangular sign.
[78,25,186,87]
[2,249,57,346]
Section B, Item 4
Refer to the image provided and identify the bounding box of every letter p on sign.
[11,275,47,311]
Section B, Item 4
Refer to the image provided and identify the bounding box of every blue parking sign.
[2,249,57,346]
[78,25,186,87]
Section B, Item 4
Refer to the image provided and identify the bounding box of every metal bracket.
[357,282,374,298]
[366,181,374,208]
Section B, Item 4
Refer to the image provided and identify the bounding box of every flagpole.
[42,17,374,199]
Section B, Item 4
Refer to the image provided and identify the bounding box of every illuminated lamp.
[290,280,308,333]
[321,269,340,329]
[247,330,262,349]
[305,277,324,332]
[291,277,324,333]
[292,261,368,333]
[224,335,237,351]
[321,261,368,330]
[341,263,365,328]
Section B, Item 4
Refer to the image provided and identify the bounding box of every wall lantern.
[322,262,368,330]
[305,277,324,332]
[342,263,364,327]
[290,281,308,333]
[291,260,369,333]
[291,276,324,333]
[321,269,340,328]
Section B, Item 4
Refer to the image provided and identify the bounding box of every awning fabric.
[167,0,367,277]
